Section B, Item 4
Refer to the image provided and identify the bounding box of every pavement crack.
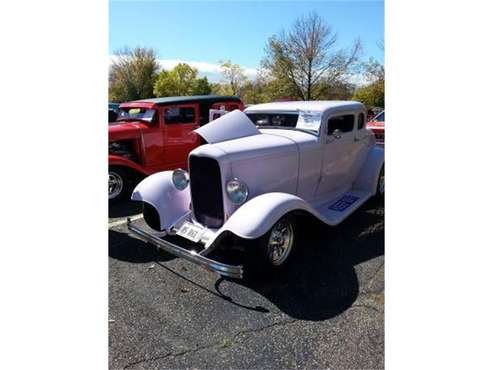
[123,318,298,368]
[350,303,382,314]
[366,261,385,289]
[123,351,173,369]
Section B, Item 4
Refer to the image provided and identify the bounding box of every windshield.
[374,111,384,122]
[246,111,321,135]
[117,107,156,123]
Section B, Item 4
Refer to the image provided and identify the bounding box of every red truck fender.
[108,154,150,176]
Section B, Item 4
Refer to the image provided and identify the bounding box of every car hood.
[367,121,385,128]
[213,132,299,161]
[108,121,145,140]
[195,110,260,144]
[190,128,301,207]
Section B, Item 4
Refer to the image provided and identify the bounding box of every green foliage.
[211,83,234,96]
[153,63,212,97]
[109,47,160,102]
[352,79,385,108]
[193,77,212,95]
[315,78,356,100]
[219,60,247,96]
[352,58,385,108]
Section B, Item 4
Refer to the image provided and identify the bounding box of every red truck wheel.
[108,166,132,202]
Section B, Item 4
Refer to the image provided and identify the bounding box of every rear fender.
[353,146,384,195]
[131,171,191,231]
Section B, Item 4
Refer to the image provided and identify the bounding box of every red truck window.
[164,106,196,124]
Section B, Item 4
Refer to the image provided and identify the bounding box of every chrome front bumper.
[127,218,243,279]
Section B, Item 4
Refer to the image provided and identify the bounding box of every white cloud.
[109,55,257,82]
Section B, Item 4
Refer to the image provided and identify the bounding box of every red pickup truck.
[366,110,385,146]
[109,95,244,202]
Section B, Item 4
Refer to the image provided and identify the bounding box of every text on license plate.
[176,221,204,243]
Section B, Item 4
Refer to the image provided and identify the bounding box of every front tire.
[245,215,297,277]
[108,166,132,203]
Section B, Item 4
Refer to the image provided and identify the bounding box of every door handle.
[354,137,360,142]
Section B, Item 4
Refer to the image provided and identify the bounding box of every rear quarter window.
[357,113,365,130]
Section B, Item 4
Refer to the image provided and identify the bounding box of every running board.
[314,190,372,226]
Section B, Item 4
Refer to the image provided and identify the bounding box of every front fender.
[215,192,318,243]
[108,154,149,176]
[131,171,191,231]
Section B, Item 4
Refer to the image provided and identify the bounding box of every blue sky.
[109,1,384,81]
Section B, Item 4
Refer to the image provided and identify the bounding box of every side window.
[327,114,355,135]
[164,106,196,124]
[357,113,365,130]
[376,112,385,122]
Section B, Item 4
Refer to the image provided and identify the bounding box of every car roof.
[129,95,241,106]
[245,100,364,114]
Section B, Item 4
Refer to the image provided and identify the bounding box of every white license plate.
[176,221,204,243]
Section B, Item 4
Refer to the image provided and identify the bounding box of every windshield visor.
[117,107,156,123]
[246,111,322,134]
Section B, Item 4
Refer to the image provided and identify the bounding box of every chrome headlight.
[226,178,249,205]
[172,169,189,190]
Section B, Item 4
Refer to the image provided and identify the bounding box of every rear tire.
[245,215,297,277]
[108,166,133,203]
[376,164,384,197]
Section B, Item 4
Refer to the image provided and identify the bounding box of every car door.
[316,113,357,196]
[162,103,201,169]
[134,108,165,170]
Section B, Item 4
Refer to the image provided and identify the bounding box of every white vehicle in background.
[128,101,384,279]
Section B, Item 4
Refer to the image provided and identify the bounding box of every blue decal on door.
[328,195,360,211]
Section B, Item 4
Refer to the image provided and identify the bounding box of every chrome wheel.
[108,171,124,200]
[267,219,294,266]
[378,166,385,194]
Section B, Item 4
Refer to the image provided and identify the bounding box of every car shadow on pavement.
[109,199,142,219]
[216,200,384,321]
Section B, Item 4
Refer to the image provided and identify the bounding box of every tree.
[261,12,362,100]
[154,63,196,96]
[109,47,160,102]
[153,63,212,97]
[192,77,212,95]
[352,58,384,108]
[352,79,384,108]
[316,78,356,100]
[239,79,266,104]
[219,60,247,95]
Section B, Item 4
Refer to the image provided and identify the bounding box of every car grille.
[189,155,224,228]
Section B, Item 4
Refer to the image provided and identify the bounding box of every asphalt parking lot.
[109,198,384,369]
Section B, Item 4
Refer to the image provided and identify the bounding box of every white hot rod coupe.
[127,101,384,279]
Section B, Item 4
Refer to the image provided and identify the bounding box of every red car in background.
[109,95,244,202]
[367,110,385,146]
